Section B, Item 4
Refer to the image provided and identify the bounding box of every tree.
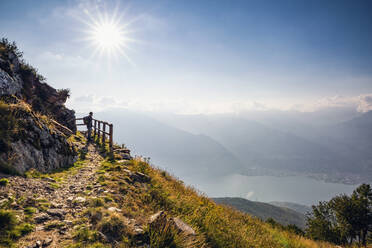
[351,184,372,246]
[306,201,341,244]
[306,184,372,246]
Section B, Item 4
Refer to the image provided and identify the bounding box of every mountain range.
[93,109,372,185]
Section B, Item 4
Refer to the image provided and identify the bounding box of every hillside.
[0,40,337,247]
[0,137,336,248]
[0,39,77,176]
[212,197,306,229]
[270,201,312,215]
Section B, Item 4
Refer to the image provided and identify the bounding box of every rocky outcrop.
[114,147,132,160]
[0,39,78,174]
[0,96,77,174]
[0,68,22,96]
[0,39,76,132]
[149,211,196,236]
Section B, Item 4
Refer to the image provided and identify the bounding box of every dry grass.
[98,157,337,248]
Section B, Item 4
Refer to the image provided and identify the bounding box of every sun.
[82,7,135,62]
[93,22,123,50]
[90,20,129,57]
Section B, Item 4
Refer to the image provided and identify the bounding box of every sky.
[1,0,372,114]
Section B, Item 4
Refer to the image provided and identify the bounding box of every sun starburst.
[81,5,136,63]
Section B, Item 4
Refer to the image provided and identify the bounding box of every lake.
[184,174,357,206]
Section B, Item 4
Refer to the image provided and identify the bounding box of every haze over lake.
[182,174,356,206]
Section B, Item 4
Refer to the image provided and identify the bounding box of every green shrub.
[0,210,31,246]
[85,208,103,225]
[0,210,17,231]
[10,223,34,238]
[23,207,37,216]
[73,224,99,243]
[104,196,113,203]
[44,221,65,231]
[147,221,190,248]
[97,214,128,241]
[0,178,9,187]
[89,198,104,207]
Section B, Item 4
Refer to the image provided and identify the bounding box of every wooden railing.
[76,118,113,153]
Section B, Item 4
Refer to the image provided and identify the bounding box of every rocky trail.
[1,144,106,247]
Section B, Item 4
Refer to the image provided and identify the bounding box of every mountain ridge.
[212,197,306,229]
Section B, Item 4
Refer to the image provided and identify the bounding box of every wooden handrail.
[75,117,114,153]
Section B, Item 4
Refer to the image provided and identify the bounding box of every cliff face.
[0,39,76,132]
[0,39,77,174]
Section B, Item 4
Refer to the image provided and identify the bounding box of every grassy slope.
[97,154,335,248]
[212,197,306,229]
[1,130,336,248]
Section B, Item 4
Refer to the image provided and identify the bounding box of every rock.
[115,148,131,153]
[149,211,196,236]
[0,44,78,174]
[35,240,42,248]
[34,213,50,223]
[116,160,129,164]
[43,238,53,247]
[47,209,66,219]
[123,169,133,175]
[0,96,77,175]
[74,196,86,204]
[43,177,56,183]
[36,226,44,231]
[0,68,22,96]
[133,226,146,244]
[170,217,196,236]
[10,201,19,209]
[0,198,7,206]
[107,207,122,212]
[120,153,132,160]
[131,172,150,183]
[97,231,108,242]
[64,220,73,226]
[50,202,63,209]
[149,211,167,225]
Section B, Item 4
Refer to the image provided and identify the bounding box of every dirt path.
[1,144,104,247]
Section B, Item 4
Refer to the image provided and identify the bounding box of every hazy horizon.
[1,0,372,115]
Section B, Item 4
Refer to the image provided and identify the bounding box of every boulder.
[170,217,196,236]
[107,207,122,212]
[0,68,22,96]
[34,213,50,223]
[149,211,167,225]
[149,211,196,236]
[47,209,66,219]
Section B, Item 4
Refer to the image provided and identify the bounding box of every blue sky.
[1,0,372,113]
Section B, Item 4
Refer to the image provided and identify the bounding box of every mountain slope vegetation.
[212,197,306,229]
[270,201,312,215]
[1,139,336,247]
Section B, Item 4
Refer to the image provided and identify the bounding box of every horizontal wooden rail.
[75,117,114,153]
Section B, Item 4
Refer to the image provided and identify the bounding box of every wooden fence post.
[93,120,97,137]
[102,122,106,144]
[109,124,113,153]
[97,121,101,141]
